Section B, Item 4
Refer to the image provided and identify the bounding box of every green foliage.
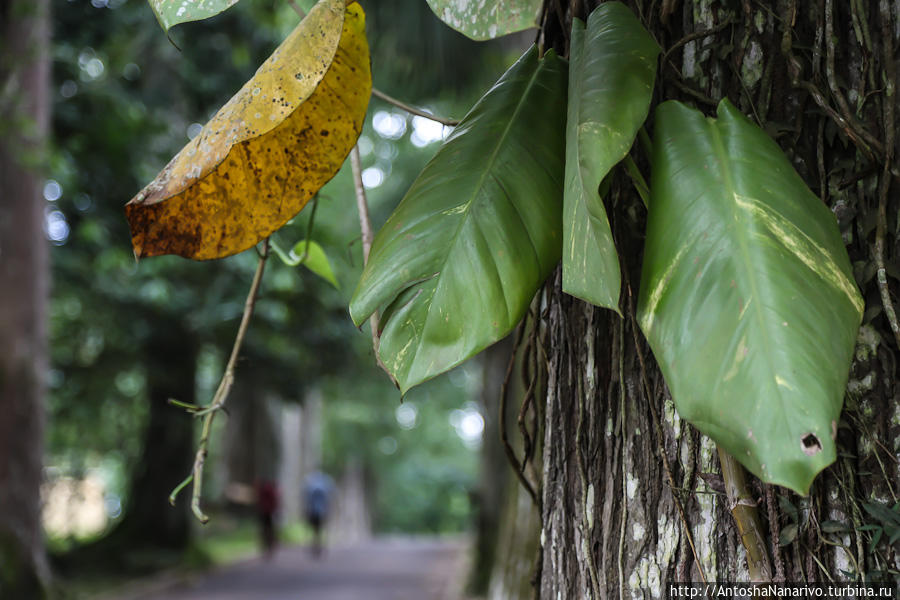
[424,0,541,40]
[51,0,501,540]
[350,5,863,493]
[48,0,286,488]
[272,239,340,288]
[350,46,567,393]
[637,100,863,494]
[100,0,866,522]
[860,501,900,551]
[562,2,659,311]
[148,0,241,33]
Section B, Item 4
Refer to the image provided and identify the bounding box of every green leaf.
[148,0,241,32]
[425,0,541,40]
[272,239,339,288]
[820,520,849,534]
[563,3,659,311]
[779,496,799,523]
[869,527,883,553]
[293,240,339,288]
[862,502,900,526]
[637,99,864,496]
[350,46,567,393]
[779,523,798,546]
[888,526,900,545]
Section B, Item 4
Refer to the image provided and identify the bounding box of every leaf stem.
[371,88,460,127]
[170,239,270,523]
[638,127,653,159]
[718,447,773,582]
[168,474,193,506]
[272,194,320,268]
[623,155,650,208]
[286,0,306,19]
[351,145,397,385]
[167,398,201,412]
[270,239,306,267]
[351,147,373,262]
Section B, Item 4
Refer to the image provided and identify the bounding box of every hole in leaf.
[801,433,822,456]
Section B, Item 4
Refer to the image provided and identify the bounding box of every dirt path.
[131,537,467,600]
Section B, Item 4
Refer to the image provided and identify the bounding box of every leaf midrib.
[397,53,548,385]
[571,24,609,247]
[567,22,615,303]
[707,117,791,431]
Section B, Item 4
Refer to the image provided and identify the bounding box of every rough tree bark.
[512,1,900,598]
[0,0,51,595]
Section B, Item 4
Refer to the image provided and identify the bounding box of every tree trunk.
[530,1,900,597]
[469,339,514,595]
[119,323,197,552]
[69,321,200,571]
[327,459,373,545]
[0,0,51,595]
[279,402,303,523]
[225,374,282,491]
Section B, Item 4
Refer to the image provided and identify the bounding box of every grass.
[193,517,312,565]
[50,514,313,599]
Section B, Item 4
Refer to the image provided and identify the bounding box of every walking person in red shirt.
[256,479,280,560]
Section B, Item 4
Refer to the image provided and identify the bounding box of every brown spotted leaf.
[126,0,371,260]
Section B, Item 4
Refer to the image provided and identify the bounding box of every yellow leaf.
[125,0,371,260]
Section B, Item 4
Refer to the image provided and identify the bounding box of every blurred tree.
[85,321,198,562]
[46,0,900,597]
[0,0,52,595]
[47,0,511,573]
[467,338,513,595]
[47,0,330,569]
[318,363,482,535]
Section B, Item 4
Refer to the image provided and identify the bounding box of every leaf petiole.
[623,154,650,208]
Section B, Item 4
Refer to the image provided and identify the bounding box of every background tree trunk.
[63,321,200,572]
[469,339,514,595]
[225,372,282,491]
[527,1,900,597]
[115,322,198,554]
[0,0,51,595]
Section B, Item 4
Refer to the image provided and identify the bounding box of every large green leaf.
[425,0,541,40]
[563,3,659,311]
[148,0,241,32]
[350,46,567,393]
[638,99,863,495]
